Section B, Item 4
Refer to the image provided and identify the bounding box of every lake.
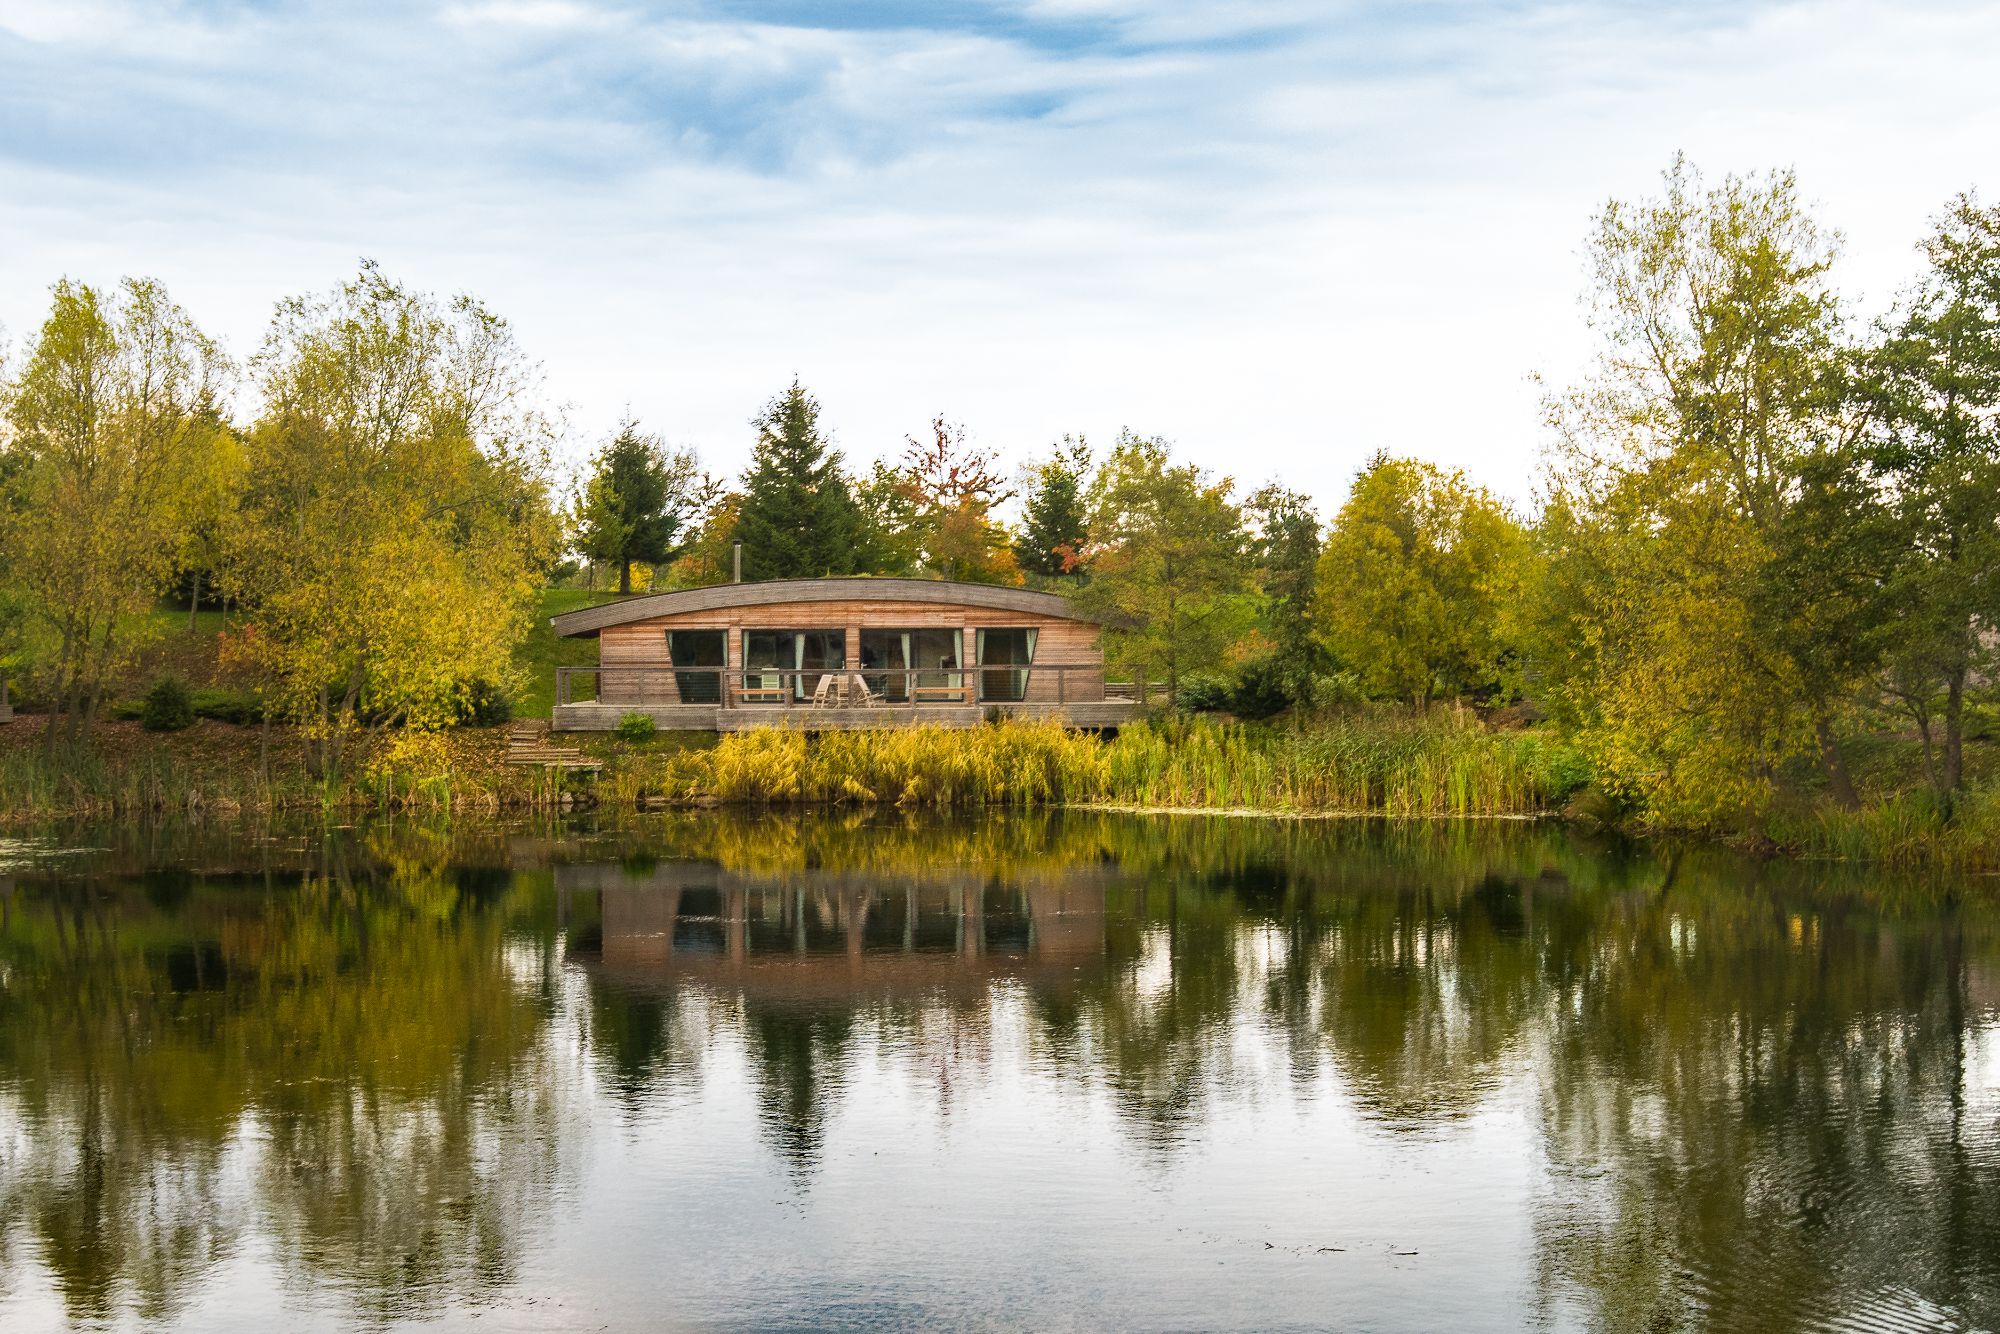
[0,811,1995,1332]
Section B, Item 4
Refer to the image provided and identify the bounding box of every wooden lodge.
[549,577,1142,731]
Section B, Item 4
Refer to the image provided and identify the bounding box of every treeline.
[2,157,1998,834]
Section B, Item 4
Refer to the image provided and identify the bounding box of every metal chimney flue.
[732,542,743,583]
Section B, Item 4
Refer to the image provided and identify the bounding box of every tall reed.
[602,713,1579,816]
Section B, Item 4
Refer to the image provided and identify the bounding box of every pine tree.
[575,420,704,594]
[1014,436,1092,579]
[729,380,864,580]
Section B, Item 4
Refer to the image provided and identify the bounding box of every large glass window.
[668,630,725,703]
[859,629,962,702]
[976,627,1038,702]
[740,630,846,702]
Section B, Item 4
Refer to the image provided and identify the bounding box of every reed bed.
[601,713,1583,816]
[1766,785,2000,871]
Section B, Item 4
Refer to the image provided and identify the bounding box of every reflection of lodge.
[560,861,1108,998]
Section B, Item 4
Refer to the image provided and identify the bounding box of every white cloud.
[0,0,1995,509]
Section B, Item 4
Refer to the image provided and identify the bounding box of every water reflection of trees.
[10,810,1992,1326]
[0,826,579,1326]
[1530,875,2000,1330]
[565,810,2000,1325]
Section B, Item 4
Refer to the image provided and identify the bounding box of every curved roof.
[551,577,1093,637]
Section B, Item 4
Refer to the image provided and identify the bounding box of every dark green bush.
[457,678,513,727]
[141,677,195,732]
[1230,654,1300,719]
[615,711,658,743]
[191,687,265,724]
[1175,675,1235,714]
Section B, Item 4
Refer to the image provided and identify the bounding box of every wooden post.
[724,620,741,709]
[964,620,979,706]
[846,618,862,704]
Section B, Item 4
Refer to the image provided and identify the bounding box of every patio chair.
[842,672,880,708]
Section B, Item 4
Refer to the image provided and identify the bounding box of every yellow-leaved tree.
[226,263,560,775]
[0,277,232,750]
[1314,453,1526,709]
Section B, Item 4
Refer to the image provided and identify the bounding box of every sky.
[2,0,1997,512]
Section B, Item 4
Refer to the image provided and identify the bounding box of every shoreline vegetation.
[6,711,2000,872]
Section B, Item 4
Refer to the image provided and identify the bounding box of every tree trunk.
[1916,710,1939,797]
[187,570,202,630]
[1813,712,1861,812]
[1944,667,1966,794]
[619,559,633,595]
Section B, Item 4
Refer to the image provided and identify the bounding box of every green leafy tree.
[852,462,923,576]
[574,420,708,593]
[728,379,865,580]
[226,263,561,774]
[1855,192,2000,798]
[1315,454,1524,708]
[1,277,231,751]
[1535,157,1856,824]
[1754,447,1902,808]
[1241,482,1324,705]
[1015,436,1093,580]
[1075,432,1255,702]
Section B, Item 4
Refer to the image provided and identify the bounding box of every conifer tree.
[729,380,864,580]
[574,420,704,594]
[1015,436,1092,579]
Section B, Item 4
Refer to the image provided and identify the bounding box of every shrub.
[457,678,513,728]
[1175,675,1235,714]
[616,711,658,743]
[191,687,266,725]
[140,677,195,732]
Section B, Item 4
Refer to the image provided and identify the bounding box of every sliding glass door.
[976,628,1037,702]
[859,629,963,702]
[741,630,846,702]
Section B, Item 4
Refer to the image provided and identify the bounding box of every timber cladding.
[568,579,1110,707]
[551,577,1093,638]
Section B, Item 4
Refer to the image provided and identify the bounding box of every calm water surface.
[0,812,1996,1332]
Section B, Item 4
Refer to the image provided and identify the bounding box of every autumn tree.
[897,415,1020,584]
[728,380,865,580]
[1316,455,1523,708]
[1855,192,2000,800]
[574,420,708,593]
[172,428,247,628]
[662,491,744,587]
[1014,436,1092,580]
[226,263,560,773]
[1075,432,1255,701]
[0,277,230,750]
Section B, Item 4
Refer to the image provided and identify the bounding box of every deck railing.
[556,664,1160,710]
